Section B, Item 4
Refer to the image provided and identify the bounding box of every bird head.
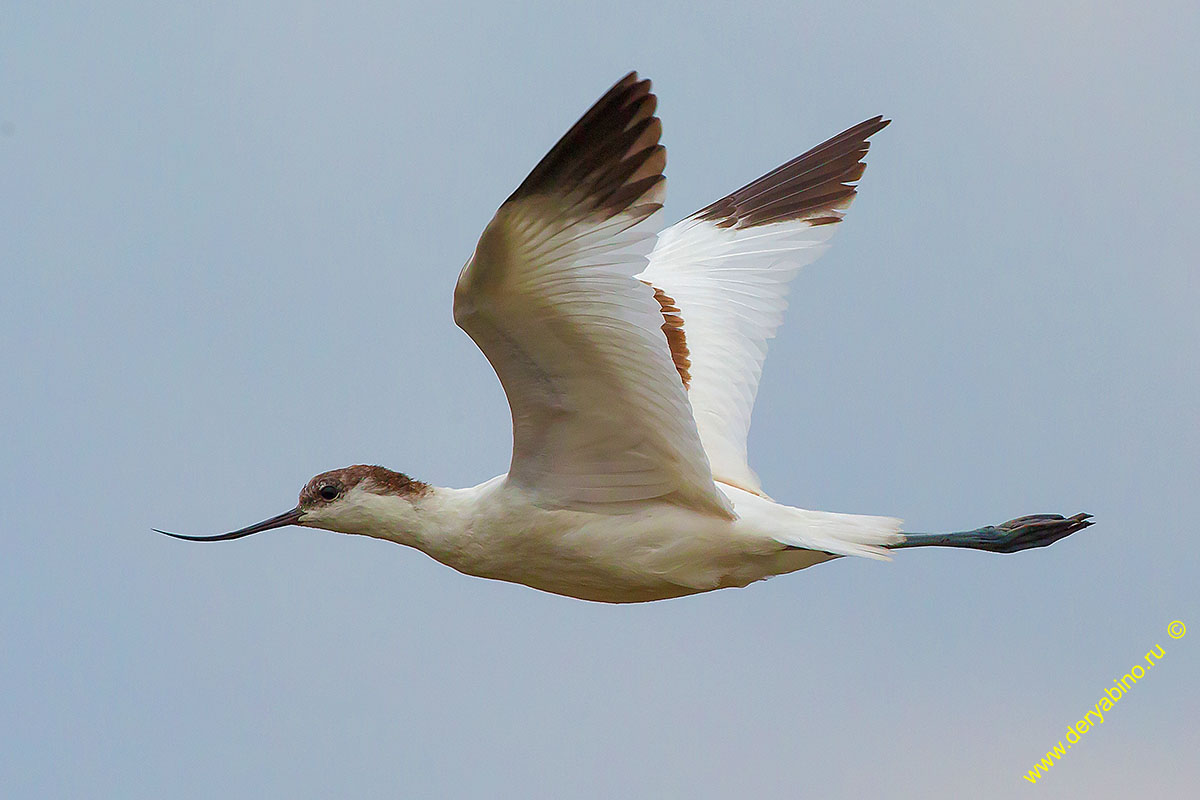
[156,465,430,542]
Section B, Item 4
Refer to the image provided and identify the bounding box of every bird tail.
[772,508,904,560]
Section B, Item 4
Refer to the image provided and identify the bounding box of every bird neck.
[349,484,476,559]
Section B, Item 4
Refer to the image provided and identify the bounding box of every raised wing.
[639,117,889,496]
[454,73,735,519]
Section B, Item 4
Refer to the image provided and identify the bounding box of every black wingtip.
[505,68,665,221]
[693,113,892,229]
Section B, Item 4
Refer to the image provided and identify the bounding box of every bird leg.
[891,513,1092,554]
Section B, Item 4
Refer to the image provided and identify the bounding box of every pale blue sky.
[3,2,1198,798]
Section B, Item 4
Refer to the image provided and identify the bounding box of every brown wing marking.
[642,280,690,388]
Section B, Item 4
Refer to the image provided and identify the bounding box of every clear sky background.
[3,2,1198,798]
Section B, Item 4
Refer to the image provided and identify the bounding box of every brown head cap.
[300,465,429,506]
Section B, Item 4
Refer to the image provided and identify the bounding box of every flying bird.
[158,72,1091,602]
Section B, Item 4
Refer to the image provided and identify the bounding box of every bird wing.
[638,117,889,496]
[454,73,735,519]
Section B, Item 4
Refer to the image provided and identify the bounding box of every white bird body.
[303,474,898,603]
[160,72,1092,602]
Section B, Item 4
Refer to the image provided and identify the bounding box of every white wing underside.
[640,116,889,496]
[639,216,838,496]
[455,74,735,519]
[456,201,733,517]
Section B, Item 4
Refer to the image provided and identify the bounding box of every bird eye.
[319,484,340,501]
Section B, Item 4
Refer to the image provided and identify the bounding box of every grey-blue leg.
[891,513,1092,554]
